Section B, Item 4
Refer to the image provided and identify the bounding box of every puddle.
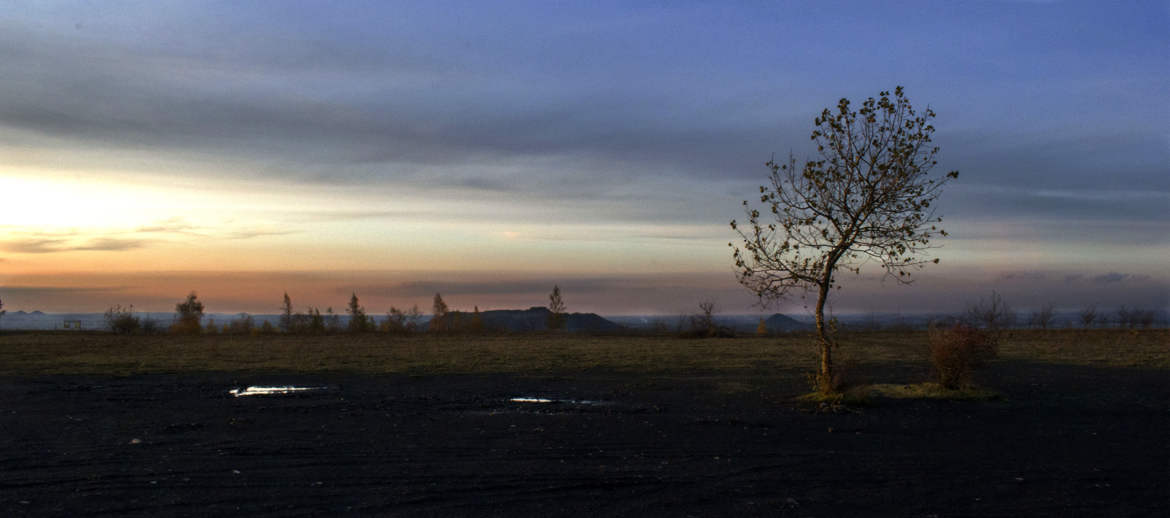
[508,396,609,406]
[229,386,327,397]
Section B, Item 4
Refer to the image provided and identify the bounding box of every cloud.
[281,210,420,223]
[0,1,1164,251]
[999,271,1047,281]
[135,217,200,234]
[353,279,619,298]
[1091,272,1151,284]
[1,237,148,254]
[0,285,128,296]
[221,229,296,240]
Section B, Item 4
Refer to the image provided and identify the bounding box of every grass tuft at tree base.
[796,383,1001,406]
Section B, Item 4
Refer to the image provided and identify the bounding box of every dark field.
[1,331,1167,516]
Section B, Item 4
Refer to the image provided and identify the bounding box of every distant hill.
[448,307,623,333]
[765,313,811,333]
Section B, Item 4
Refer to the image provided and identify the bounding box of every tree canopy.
[730,86,957,392]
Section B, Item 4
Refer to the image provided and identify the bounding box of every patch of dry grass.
[0,329,1164,382]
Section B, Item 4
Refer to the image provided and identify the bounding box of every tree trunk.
[814,280,833,393]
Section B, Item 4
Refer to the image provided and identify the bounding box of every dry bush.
[170,292,205,335]
[928,323,997,389]
[225,314,255,335]
[104,305,141,335]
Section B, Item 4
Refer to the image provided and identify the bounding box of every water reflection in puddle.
[508,397,608,406]
[229,386,326,397]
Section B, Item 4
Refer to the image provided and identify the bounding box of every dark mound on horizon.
[765,313,812,333]
[448,306,624,333]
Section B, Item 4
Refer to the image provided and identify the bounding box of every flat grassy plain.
[1,329,1165,391]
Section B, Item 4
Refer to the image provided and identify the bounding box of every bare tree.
[966,290,1015,337]
[1079,305,1097,329]
[1117,306,1132,329]
[1135,309,1155,329]
[430,293,449,333]
[547,285,567,330]
[279,292,294,333]
[690,300,718,337]
[346,293,370,333]
[1028,303,1055,330]
[0,296,5,331]
[730,87,957,392]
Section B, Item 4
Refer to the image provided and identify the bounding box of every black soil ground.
[2,363,1167,517]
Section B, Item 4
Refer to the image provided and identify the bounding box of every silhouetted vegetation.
[470,306,485,334]
[279,292,294,333]
[383,305,423,335]
[965,290,1014,342]
[104,304,141,335]
[1116,306,1156,329]
[680,300,734,338]
[429,293,449,333]
[141,318,160,335]
[171,292,204,335]
[224,314,255,335]
[547,285,566,330]
[346,293,372,333]
[928,323,998,389]
[307,307,325,334]
[325,307,342,334]
[731,87,957,393]
[1028,303,1055,330]
[1079,305,1097,329]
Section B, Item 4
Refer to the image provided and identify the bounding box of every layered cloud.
[0,1,1165,312]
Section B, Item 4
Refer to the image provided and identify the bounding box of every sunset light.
[1,3,1167,516]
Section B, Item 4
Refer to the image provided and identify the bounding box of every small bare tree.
[1117,306,1132,329]
[731,87,957,392]
[279,292,294,333]
[1028,303,1055,330]
[547,285,567,330]
[690,300,717,337]
[1079,304,1097,329]
[966,290,1015,337]
[430,293,449,333]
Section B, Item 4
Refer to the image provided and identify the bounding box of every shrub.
[965,290,1014,340]
[346,294,371,333]
[928,323,997,389]
[104,304,141,335]
[680,300,734,338]
[226,314,255,335]
[326,307,342,334]
[141,318,160,335]
[170,292,204,335]
[307,307,325,334]
[429,293,449,333]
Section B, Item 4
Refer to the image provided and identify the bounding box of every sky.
[0,0,1167,316]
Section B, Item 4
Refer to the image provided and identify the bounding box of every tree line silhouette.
[101,287,574,336]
